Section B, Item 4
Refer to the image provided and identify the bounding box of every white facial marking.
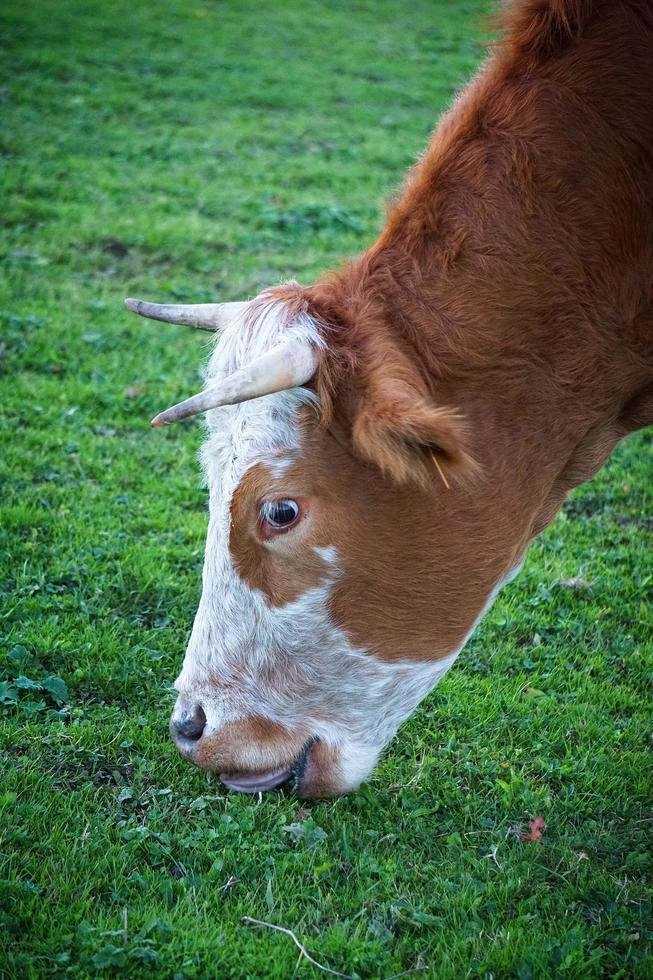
[313,545,339,565]
[174,292,527,791]
[266,456,295,478]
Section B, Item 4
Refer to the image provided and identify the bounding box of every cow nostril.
[172,705,206,741]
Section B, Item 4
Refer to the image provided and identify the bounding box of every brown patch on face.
[229,445,341,607]
[226,409,528,664]
[194,714,308,774]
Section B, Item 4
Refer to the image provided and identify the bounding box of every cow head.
[127,287,522,798]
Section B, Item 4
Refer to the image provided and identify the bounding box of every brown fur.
[302,0,653,454]
[229,458,339,606]
[230,413,526,662]
[299,0,653,501]
[254,0,653,663]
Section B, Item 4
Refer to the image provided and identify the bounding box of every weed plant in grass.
[1,0,651,977]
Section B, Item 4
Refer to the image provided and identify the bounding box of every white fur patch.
[313,545,339,565]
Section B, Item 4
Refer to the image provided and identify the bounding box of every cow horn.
[124,298,248,332]
[151,337,319,427]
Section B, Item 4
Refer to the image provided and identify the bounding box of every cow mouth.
[219,737,317,794]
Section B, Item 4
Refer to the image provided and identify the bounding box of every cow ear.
[351,384,476,488]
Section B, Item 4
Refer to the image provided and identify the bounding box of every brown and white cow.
[127,0,653,798]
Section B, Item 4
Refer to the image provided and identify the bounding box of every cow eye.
[260,499,300,530]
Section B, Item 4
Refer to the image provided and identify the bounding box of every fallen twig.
[241,916,355,979]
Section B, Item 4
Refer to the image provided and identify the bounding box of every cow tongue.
[219,765,292,793]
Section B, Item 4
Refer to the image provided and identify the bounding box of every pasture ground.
[1,0,652,976]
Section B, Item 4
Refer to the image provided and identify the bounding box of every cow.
[126,0,653,798]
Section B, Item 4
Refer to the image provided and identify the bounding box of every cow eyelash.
[260,499,301,530]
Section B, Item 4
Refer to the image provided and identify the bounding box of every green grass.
[1,0,652,976]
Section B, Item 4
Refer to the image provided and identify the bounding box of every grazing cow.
[126,0,653,798]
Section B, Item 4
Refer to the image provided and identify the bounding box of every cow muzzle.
[168,701,327,796]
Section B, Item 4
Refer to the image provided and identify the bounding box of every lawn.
[1,0,652,976]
